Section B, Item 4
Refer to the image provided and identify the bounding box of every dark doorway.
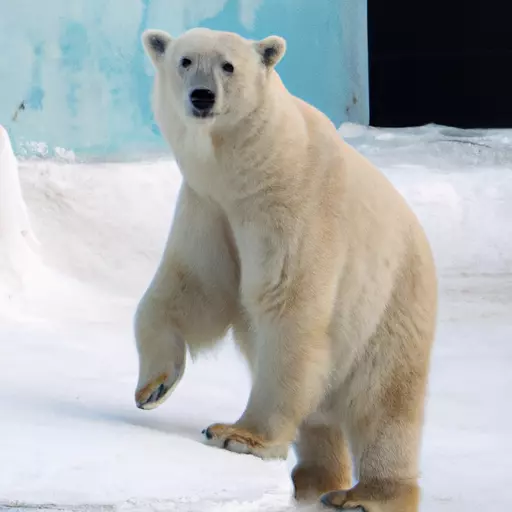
[368,0,512,128]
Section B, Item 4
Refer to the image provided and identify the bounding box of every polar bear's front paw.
[135,373,179,410]
[202,423,289,460]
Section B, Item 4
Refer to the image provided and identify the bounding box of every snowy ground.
[0,124,511,511]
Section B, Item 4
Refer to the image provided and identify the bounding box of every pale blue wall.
[0,0,368,158]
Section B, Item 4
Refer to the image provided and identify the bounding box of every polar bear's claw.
[135,373,180,410]
[136,382,170,409]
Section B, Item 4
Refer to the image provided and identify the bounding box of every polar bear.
[135,27,437,511]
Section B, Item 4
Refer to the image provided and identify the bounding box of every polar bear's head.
[142,27,286,126]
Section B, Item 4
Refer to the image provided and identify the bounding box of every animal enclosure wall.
[0,0,369,158]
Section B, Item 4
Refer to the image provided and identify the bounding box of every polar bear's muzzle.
[189,87,216,118]
[186,70,217,118]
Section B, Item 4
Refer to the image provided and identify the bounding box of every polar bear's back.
[327,138,437,373]
[287,99,437,364]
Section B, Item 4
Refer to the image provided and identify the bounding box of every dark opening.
[368,0,512,128]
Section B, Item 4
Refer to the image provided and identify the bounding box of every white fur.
[135,28,437,511]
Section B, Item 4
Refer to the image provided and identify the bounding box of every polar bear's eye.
[180,57,192,69]
[222,62,234,74]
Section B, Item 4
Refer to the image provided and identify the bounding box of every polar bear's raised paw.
[135,373,180,410]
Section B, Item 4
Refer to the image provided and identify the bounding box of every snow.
[0,126,39,285]
[1,124,511,511]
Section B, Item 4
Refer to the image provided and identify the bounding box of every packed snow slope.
[0,124,511,511]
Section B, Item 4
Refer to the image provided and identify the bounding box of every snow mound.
[0,126,40,318]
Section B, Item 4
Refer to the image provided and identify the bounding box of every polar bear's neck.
[162,84,303,208]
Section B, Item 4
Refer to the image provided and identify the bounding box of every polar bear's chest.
[173,127,226,199]
[181,126,214,159]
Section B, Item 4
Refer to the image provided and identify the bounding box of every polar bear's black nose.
[190,88,216,113]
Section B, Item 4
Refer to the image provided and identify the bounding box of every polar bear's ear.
[254,35,286,68]
[142,29,173,67]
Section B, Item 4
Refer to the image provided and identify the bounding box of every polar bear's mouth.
[191,109,216,119]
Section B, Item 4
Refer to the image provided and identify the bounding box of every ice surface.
[0,125,511,510]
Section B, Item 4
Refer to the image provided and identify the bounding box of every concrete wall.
[0,0,368,158]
